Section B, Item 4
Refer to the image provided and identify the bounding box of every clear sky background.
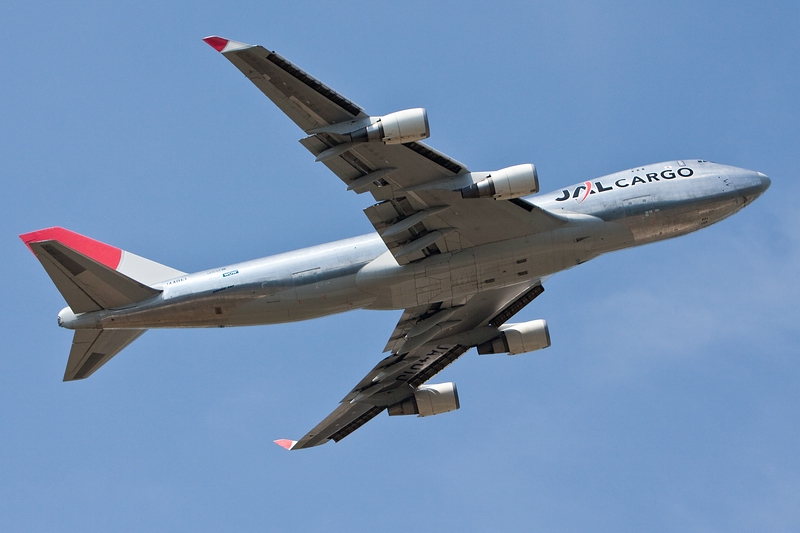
[2,1,798,531]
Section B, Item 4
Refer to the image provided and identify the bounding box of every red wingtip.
[203,36,229,52]
[274,439,297,451]
[19,227,122,270]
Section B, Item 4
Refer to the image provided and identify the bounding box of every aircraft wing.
[203,37,555,449]
[204,37,566,265]
[277,280,546,450]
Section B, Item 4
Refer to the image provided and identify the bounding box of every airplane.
[20,36,771,450]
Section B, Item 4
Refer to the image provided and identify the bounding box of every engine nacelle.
[477,319,551,355]
[460,163,539,200]
[349,108,430,145]
[387,382,460,417]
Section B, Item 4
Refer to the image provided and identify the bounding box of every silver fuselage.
[58,160,770,330]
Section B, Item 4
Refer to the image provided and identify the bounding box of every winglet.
[202,36,253,53]
[274,439,297,451]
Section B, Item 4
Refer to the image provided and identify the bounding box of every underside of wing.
[203,36,367,131]
[205,37,568,265]
[278,280,549,450]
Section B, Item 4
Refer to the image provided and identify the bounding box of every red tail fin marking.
[19,227,122,270]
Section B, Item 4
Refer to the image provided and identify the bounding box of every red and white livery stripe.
[20,227,122,269]
[20,227,185,286]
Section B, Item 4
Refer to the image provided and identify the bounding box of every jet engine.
[387,382,460,417]
[461,163,539,200]
[477,319,550,355]
[348,108,430,145]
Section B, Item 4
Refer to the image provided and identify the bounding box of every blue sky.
[2,1,798,531]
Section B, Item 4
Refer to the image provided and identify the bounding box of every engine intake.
[461,164,539,200]
[477,319,551,355]
[349,108,430,145]
[387,382,460,417]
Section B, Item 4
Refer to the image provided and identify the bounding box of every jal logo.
[555,167,694,202]
[575,181,594,203]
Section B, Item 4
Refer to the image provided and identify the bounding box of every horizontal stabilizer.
[65,329,146,381]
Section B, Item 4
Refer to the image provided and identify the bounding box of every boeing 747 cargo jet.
[20,36,770,450]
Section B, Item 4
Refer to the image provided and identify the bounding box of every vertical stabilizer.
[20,227,178,380]
[21,227,185,287]
[20,227,185,312]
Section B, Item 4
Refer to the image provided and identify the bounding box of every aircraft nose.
[757,172,771,193]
